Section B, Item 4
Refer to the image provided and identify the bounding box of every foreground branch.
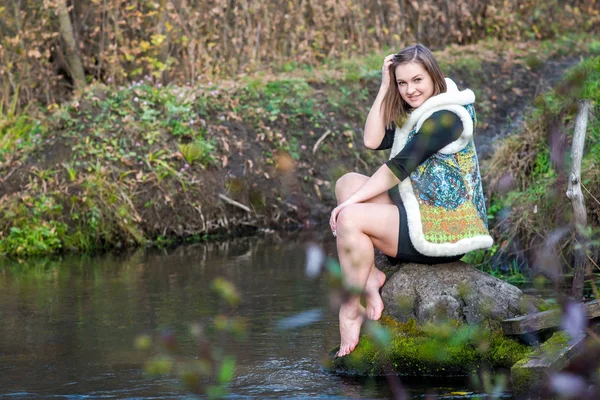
[567,100,590,300]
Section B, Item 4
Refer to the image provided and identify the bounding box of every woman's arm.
[362,111,463,201]
[343,164,399,205]
[364,54,395,149]
[329,164,398,234]
[330,110,464,234]
[363,87,390,149]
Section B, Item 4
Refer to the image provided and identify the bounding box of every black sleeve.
[385,110,463,181]
[374,121,396,150]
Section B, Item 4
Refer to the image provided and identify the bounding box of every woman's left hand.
[330,202,350,237]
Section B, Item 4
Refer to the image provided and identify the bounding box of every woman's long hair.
[381,44,447,129]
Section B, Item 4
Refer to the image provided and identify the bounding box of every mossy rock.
[327,316,531,377]
[381,262,524,330]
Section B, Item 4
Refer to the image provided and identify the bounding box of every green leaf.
[217,356,236,384]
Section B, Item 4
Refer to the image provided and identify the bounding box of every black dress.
[376,110,465,264]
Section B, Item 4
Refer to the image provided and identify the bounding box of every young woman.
[330,44,493,357]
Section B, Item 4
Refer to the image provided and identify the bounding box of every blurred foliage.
[139,277,244,397]
[1,0,599,110]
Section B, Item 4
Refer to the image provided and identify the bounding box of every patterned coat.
[389,78,493,257]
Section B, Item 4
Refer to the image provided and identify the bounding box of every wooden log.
[567,100,591,300]
[502,300,600,335]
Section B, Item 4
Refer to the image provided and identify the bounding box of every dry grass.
[483,56,600,270]
[1,0,598,109]
[485,119,547,193]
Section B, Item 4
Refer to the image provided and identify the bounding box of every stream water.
[0,229,512,399]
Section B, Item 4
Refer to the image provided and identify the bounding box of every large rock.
[381,261,524,327]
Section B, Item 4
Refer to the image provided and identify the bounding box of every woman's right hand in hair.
[381,54,395,89]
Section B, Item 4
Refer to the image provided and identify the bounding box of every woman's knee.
[336,205,361,235]
[335,173,367,202]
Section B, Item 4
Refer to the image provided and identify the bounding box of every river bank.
[1,34,599,259]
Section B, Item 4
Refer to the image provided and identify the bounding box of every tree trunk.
[567,100,590,300]
[57,0,86,97]
[158,0,170,84]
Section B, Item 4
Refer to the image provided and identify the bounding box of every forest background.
[2,0,598,106]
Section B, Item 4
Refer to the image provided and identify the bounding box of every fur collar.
[391,78,475,157]
[404,78,475,128]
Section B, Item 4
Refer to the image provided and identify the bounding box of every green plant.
[0,222,66,257]
[0,114,46,162]
[179,139,216,167]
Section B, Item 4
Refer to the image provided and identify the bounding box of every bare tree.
[57,0,86,96]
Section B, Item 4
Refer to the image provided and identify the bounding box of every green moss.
[511,360,538,394]
[539,331,569,351]
[331,318,531,377]
[533,298,559,313]
[518,294,559,314]
[379,316,419,336]
[484,330,532,366]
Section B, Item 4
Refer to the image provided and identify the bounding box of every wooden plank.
[502,300,600,335]
[511,331,587,394]
[515,335,586,370]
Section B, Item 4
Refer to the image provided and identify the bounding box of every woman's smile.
[394,61,435,109]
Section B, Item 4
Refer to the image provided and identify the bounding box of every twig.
[218,193,251,213]
[239,221,257,227]
[582,183,600,206]
[312,129,332,154]
[586,326,600,344]
[1,164,21,183]
[118,187,142,222]
[194,205,207,233]
[586,260,599,302]
[587,252,599,272]
[355,153,368,170]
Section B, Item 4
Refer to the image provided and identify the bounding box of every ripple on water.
[233,357,342,397]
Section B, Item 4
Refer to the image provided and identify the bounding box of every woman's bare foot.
[365,268,386,320]
[336,303,365,357]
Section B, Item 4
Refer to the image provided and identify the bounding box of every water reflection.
[0,229,502,398]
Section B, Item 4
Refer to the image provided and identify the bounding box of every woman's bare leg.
[364,266,386,320]
[334,203,399,357]
[335,172,392,320]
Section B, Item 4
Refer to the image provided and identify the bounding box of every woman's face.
[394,61,435,109]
